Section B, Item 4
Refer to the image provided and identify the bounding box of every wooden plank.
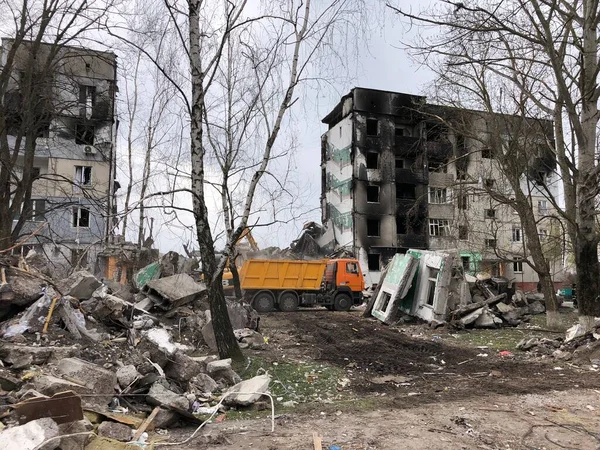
[14,391,83,425]
[133,406,160,441]
[312,431,322,450]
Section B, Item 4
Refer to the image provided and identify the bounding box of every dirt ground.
[161,309,600,449]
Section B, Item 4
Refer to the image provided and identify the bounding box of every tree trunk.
[230,261,242,299]
[189,0,242,361]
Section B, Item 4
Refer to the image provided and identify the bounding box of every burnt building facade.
[321,88,565,289]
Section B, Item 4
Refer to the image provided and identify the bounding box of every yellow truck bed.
[240,259,327,291]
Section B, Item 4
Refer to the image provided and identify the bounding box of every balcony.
[425,140,453,159]
[394,136,421,155]
[397,233,427,249]
[396,167,426,184]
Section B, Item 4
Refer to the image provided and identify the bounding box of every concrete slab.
[224,374,271,406]
[143,274,206,309]
[0,417,59,450]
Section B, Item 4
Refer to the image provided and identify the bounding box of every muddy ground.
[164,309,600,449]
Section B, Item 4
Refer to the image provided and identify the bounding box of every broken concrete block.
[116,365,140,388]
[201,320,218,352]
[234,329,266,349]
[0,344,78,368]
[164,352,204,382]
[224,374,271,406]
[512,290,528,306]
[97,421,133,442]
[56,358,117,408]
[146,382,189,411]
[206,358,232,374]
[4,272,45,307]
[212,368,242,388]
[501,307,530,325]
[34,375,94,404]
[529,300,546,315]
[517,338,540,350]
[152,408,178,429]
[474,308,499,328]
[144,328,191,356]
[58,418,93,450]
[459,307,483,326]
[566,323,587,342]
[459,280,472,305]
[188,373,218,395]
[84,436,142,450]
[61,271,102,300]
[144,274,206,309]
[0,417,59,450]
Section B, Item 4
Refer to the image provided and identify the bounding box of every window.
[366,152,378,169]
[346,262,359,274]
[75,166,92,186]
[429,187,448,204]
[367,219,380,237]
[456,134,466,152]
[457,194,468,210]
[458,225,468,240]
[484,178,495,189]
[366,185,380,203]
[395,126,405,137]
[32,167,40,179]
[513,258,523,273]
[366,118,378,136]
[21,199,46,221]
[367,253,380,271]
[396,183,416,199]
[396,216,407,234]
[461,256,470,271]
[72,207,90,228]
[481,148,493,159]
[78,85,96,106]
[512,227,522,242]
[456,167,467,180]
[428,160,447,173]
[426,269,440,306]
[538,229,548,240]
[485,239,497,248]
[429,219,451,237]
[75,123,95,145]
[538,200,548,215]
[395,158,405,169]
[484,209,496,219]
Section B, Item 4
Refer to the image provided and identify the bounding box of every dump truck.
[239,258,365,312]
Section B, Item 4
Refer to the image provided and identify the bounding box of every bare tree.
[390,0,600,329]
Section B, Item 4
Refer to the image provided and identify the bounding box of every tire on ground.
[278,291,299,312]
[333,293,352,312]
[252,291,275,312]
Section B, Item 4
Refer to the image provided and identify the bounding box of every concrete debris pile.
[0,255,271,449]
[517,323,600,366]
[447,276,546,329]
[369,250,547,329]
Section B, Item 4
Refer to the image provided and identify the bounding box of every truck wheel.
[278,292,299,312]
[252,291,275,313]
[334,293,352,312]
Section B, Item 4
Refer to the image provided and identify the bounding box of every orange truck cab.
[239,258,365,312]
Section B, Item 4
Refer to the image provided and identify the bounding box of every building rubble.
[0,254,270,450]
[369,249,547,329]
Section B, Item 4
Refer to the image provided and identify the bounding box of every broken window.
[396,183,416,199]
[484,178,495,189]
[79,85,96,105]
[428,160,447,173]
[512,227,522,242]
[366,152,378,169]
[429,219,451,237]
[461,256,471,271]
[367,253,380,271]
[72,207,90,228]
[366,185,380,203]
[484,209,496,219]
[395,158,405,169]
[366,118,378,136]
[513,258,523,273]
[428,187,448,204]
[485,239,497,248]
[481,148,493,159]
[458,225,468,240]
[396,216,407,234]
[75,166,92,186]
[75,123,95,145]
[538,200,548,215]
[426,269,440,306]
[457,194,468,210]
[366,219,380,237]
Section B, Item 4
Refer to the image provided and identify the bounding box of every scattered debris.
[0,417,59,450]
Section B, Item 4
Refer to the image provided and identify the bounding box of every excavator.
[222,227,259,291]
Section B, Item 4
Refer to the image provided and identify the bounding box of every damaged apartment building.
[321,87,565,290]
[2,39,118,274]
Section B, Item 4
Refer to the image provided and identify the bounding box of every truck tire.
[252,291,275,313]
[278,291,299,312]
[334,293,352,312]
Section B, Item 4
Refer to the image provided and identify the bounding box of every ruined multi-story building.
[2,39,118,273]
[321,87,564,290]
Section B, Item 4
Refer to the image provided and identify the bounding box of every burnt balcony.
[395,167,427,184]
[397,233,428,249]
[394,136,421,155]
[425,140,453,160]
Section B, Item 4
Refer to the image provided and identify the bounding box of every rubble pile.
[517,323,600,365]
[447,276,546,329]
[0,257,270,450]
